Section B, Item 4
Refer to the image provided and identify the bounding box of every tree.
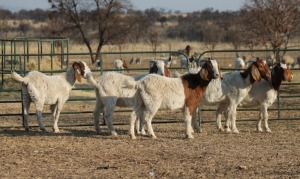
[202,21,224,51]
[48,0,137,64]
[242,0,300,59]
[0,9,11,38]
[148,28,161,58]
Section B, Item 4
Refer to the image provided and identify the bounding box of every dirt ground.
[0,114,300,178]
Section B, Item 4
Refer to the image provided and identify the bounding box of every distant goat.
[113,58,129,73]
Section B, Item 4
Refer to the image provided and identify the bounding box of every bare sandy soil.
[0,114,300,178]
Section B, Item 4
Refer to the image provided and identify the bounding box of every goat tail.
[12,71,29,85]
[122,79,138,89]
[86,73,98,87]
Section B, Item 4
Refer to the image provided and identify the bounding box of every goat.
[86,60,170,136]
[179,55,197,69]
[160,56,173,68]
[236,63,293,132]
[202,58,271,133]
[235,55,246,70]
[113,58,129,73]
[12,61,92,132]
[124,59,221,139]
[130,57,142,65]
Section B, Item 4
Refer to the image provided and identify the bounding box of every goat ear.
[200,68,209,81]
[250,65,261,82]
[73,63,82,83]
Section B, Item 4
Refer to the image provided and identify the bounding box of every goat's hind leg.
[93,100,103,134]
[103,104,118,136]
[50,104,61,133]
[216,103,226,132]
[21,87,31,131]
[143,110,157,139]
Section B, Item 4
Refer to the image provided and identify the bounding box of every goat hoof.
[257,128,263,132]
[25,127,31,131]
[151,135,157,139]
[218,128,225,132]
[186,134,194,139]
[266,129,272,133]
[225,129,231,133]
[140,130,147,135]
[130,135,136,140]
[95,129,101,135]
[52,128,60,133]
[41,128,47,132]
[111,131,118,136]
[232,130,240,134]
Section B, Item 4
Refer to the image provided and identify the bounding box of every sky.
[0,0,244,12]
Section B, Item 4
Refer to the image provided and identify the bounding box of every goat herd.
[11,56,293,139]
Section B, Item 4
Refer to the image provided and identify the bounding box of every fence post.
[275,48,281,119]
[100,52,103,75]
[21,89,25,127]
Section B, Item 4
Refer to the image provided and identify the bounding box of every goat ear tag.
[76,69,81,75]
[201,69,205,75]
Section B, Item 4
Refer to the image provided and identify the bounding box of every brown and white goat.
[124,59,221,139]
[237,63,293,132]
[203,58,271,133]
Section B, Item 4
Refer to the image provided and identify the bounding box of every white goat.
[202,58,271,133]
[113,58,129,73]
[236,63,293,132]
[86,60,170,136]
[12,61,92,132]
[235,56,245,70]
[124,59,221,139]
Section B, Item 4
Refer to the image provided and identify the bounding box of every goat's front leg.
[184,107,194,139]
[257,111,263,132]
[261,105,271,133]
[129,111,138,139]
[229,105,239,134]
[191,108,201,133]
